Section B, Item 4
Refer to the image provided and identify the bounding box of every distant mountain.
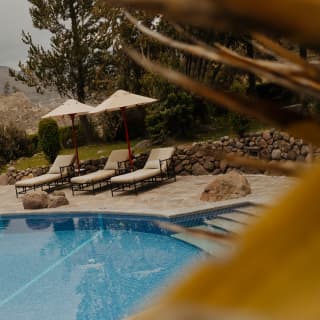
[0,92,52,134]
[0,66,62,106]
[0,66,70,134]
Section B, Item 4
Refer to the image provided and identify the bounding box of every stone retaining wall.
[173,129,318,176]
[3,129,319,185]
[5,166,49,185]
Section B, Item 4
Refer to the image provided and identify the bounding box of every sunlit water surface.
[0,216,202,320]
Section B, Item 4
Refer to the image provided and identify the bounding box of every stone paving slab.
[0,175,296,217]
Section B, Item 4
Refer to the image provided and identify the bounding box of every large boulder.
[22,191,49,210]
[48,191,69,208]
[48,195,69,208]
[200,171,251,202]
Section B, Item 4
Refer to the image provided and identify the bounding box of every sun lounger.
[70,149,129,195]
[110,147,176,195]
[15,154,75,197]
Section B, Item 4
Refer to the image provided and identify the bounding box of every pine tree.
[10,0,112,101]
[9,0,114,139]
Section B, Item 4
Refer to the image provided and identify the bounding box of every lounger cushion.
[144,147,176,171]
[48,154,75,174]
[144,160,160,169]
[111,169,161,184]
[15,173,68,187]
[104,149,129,170]
[71,170,115,184]
[105,162,118,170]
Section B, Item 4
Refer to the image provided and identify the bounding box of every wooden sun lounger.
[70,149,130,195]
[110,147,176,196]
[15,154,75,197]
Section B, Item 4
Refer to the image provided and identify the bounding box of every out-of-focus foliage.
[131,162,320,320]
[112,0,320,47]
[102,0,320,319]
[229,112,250,137]
[96,1,257,140]
[146,91,208,143]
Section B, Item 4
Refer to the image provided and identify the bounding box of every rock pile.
[22,190,69,210]
[22,191,49,210]
[6,166,48,185]
[48,191,69,208]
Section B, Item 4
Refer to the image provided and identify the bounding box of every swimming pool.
[0,214,203,320]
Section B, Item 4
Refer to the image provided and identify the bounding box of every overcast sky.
[0,0,50,68]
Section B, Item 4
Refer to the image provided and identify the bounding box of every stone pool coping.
[0,175,296,218]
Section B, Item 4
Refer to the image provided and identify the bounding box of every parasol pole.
[70,114,80,175]
[120,107,133,168]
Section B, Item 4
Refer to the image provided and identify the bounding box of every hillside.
[0,66,68,134]
[0,92,52,134]
[0,66,61,106]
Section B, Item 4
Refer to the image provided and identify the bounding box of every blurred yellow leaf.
[114,0,320,46]
[125,48,320,147]
[132,161,320,319]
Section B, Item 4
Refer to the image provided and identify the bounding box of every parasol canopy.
[42,99,95,174]
[91,90,158,167]
[91,90,157,114]
[42,99,94,119]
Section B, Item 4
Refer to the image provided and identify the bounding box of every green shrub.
[77,122,89,146]
[96,112,122,142]
[229,112,251,137]
[0,124,34,165]
[59,123,91,149]
[146,91,202,143]
[28,133,40,154]
[38,118,61,163]
[59,126,74,148]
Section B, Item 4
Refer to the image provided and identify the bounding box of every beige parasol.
[42,99,95,174]
[91,90,157,166]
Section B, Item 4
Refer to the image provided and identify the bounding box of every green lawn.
[3,122,269,173]
[7,141,143,172]
[60,142,131,160]
[10,153,50,172]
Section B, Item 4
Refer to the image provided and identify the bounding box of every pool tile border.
[0,201,255,233]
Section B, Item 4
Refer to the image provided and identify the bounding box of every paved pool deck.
[0,174,296,217]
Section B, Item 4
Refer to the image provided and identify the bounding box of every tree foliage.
[10,0,112,103]
[10,1,268,144]
[0,125,34,167]
[38,118,61,163]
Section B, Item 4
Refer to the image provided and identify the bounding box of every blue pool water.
[0,215,202,320]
